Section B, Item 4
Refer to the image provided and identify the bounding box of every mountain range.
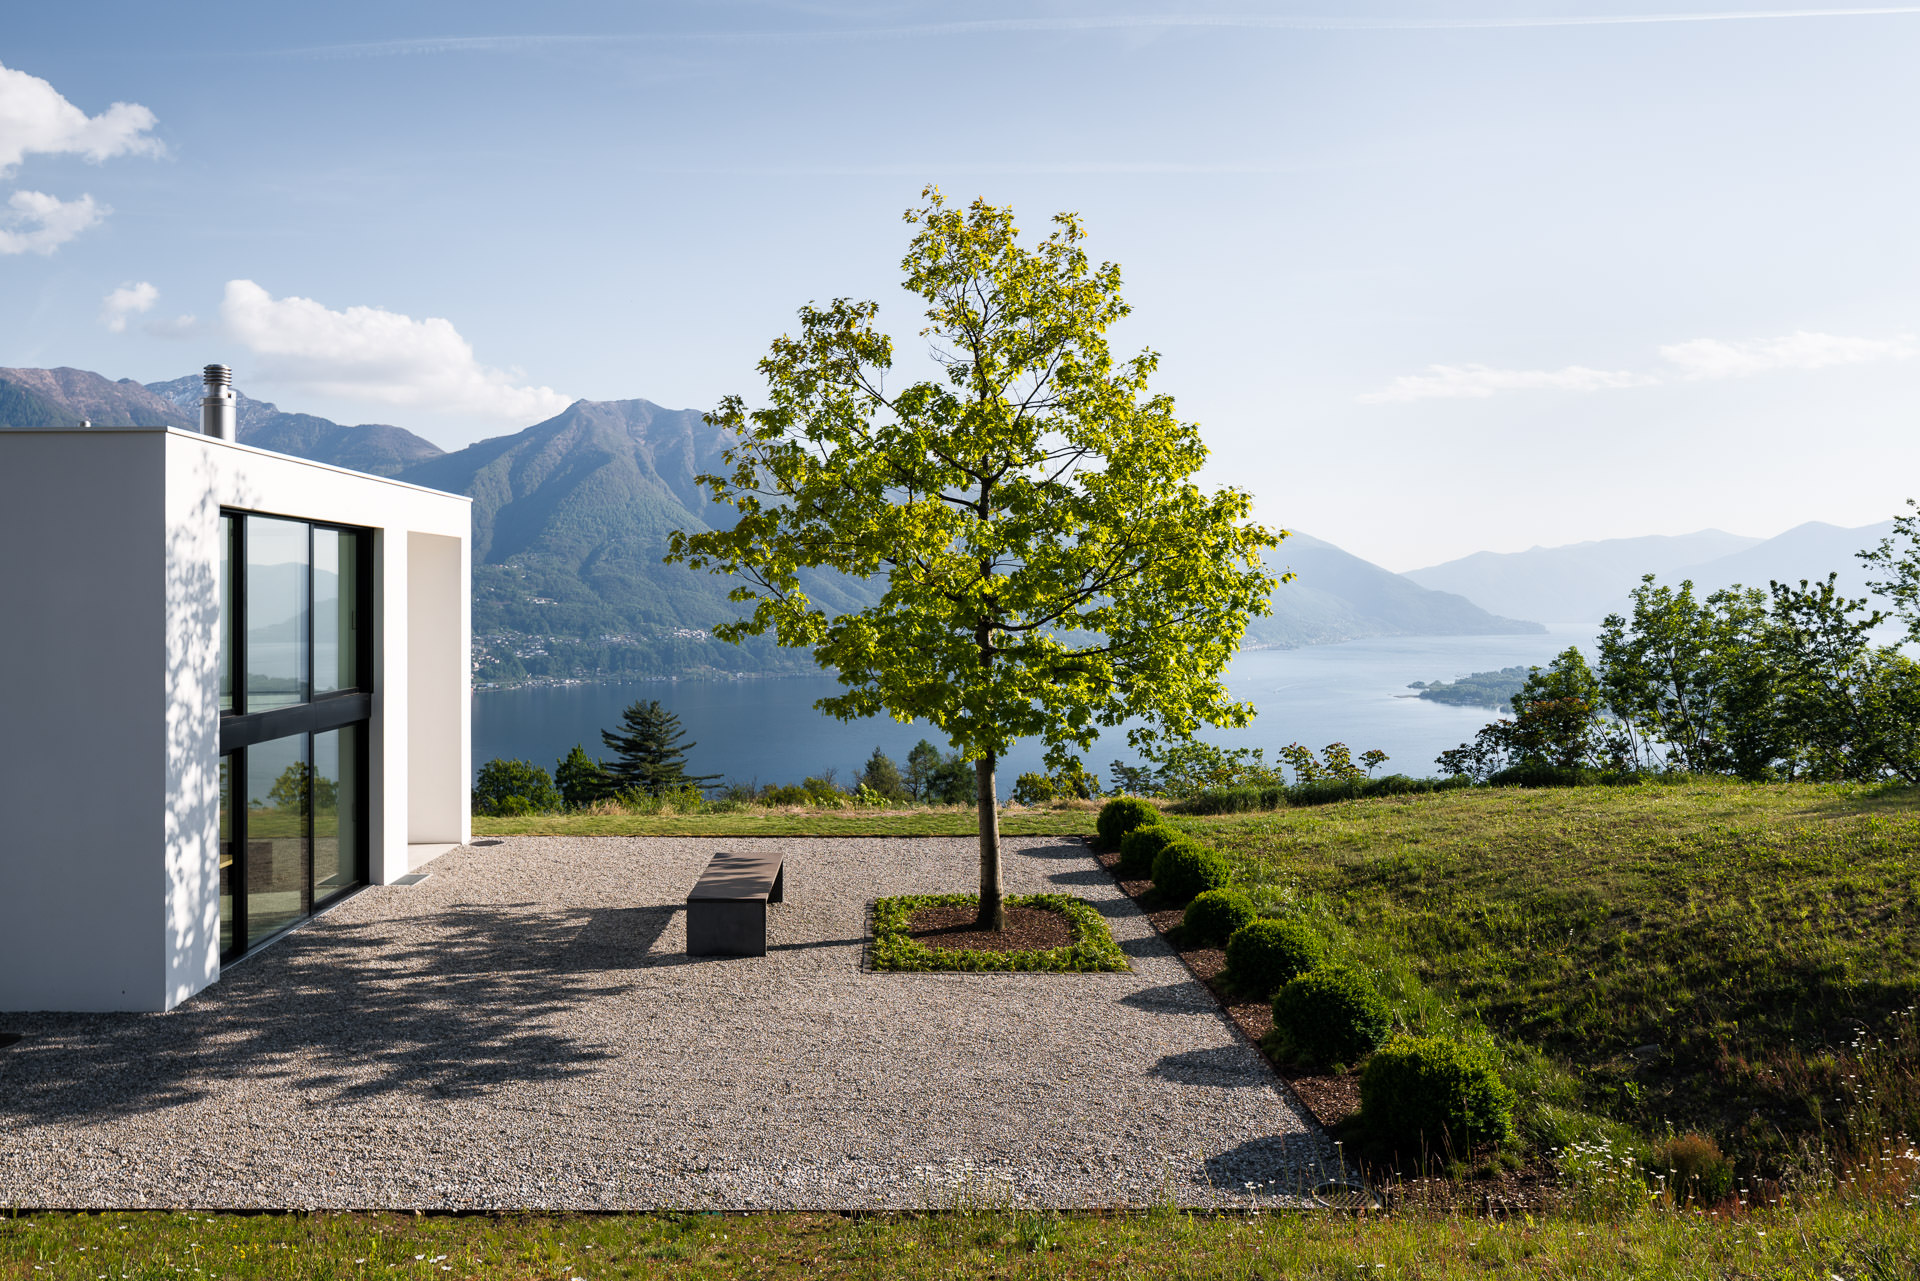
[5,366,1544,681]
[1408,522,1899,623]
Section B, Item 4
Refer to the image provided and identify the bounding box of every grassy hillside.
[1169,778,1920,1171]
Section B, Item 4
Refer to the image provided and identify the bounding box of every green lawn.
[1161,778,1920,1171]
[5,1201,1916,1280]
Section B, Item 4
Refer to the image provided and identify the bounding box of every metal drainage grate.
[394,873,431,886]
[0,1034,23,1050]
[1311,1180,1380,1210]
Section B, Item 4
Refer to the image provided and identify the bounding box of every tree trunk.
[975,753,1005,930]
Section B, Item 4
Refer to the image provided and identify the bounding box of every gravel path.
[0,836,1339,1210]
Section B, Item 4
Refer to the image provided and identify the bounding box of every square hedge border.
[869,892,1130,972]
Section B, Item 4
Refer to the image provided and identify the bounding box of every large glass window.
[246,734,310,940]
[246,516,309,711]
[314,529,360,695]
[219,515,234,714]
[313,725,362,904]
[219,511,372,960]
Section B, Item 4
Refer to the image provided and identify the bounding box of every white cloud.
[219,280,573,423]
[1357,363,1652,404]
[0,189,105,255]
[1659,330,1920,379]
[0,60,163,177]
[100,280,157,332]
[1363,330,1920,404]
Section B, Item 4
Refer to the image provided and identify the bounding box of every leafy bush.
[1177,773,1468,815]
[1095,796,1161,849]
[1150,838,1232,903]
[1359,1034,1516,1154]
[1225,918,1327,997]
[1269,965,1393,1069]
[1116,821,1181,878]
[870,893,1129,972]
[472,758,563,817]
[1648,1132,1735,1205]
[1013,771,1056,805]
[1182,887,1258,946]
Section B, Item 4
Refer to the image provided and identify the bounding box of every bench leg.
[687,899,768,957]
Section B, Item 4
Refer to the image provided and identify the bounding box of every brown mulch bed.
[1091,841,1556,1214]
[907,902,1074,953]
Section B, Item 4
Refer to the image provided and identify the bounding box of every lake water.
[472,626,1597,789]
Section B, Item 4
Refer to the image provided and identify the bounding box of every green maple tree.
[669,188,1283,928]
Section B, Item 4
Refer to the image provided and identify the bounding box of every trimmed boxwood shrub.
[1150,838,1232,903]
[1359,1034,1515,1153]
[1096,796,1162,850]
[1183,887,1258,946]
[1116,822,1180,878]
[1269,965,1392,1069]
[1225,918,1326,997]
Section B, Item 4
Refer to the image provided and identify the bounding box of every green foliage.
[554,744,615,809]
[854,746,910,803]
[471,758,563,817]
[1150,837,1232,903]
[1360,1034,1516,1155]
[600,699,721,796]
[1647,1132,1735,1206]
[266,761,337,817]
[1178,773,1467,815]
[1225,917,1327,998]
[1116,821,1181,878]
[1860,496,1920,646]
[1110,740,1287,798]
[666,187,1281,916]
[1095,796,1161,849]
[869,893,1128,972]
[1011,772,1055,805]
[1181,887,1258,946]
[1268,965,1393,1070]
[903,738,945,801]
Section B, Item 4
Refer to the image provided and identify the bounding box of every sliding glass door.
[217,512,373,960]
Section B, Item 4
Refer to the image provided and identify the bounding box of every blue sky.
[5,1,1919,569]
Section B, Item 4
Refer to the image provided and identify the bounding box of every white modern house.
[0,367,471,1013]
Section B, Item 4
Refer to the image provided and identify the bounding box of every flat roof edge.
[0,426,472,503]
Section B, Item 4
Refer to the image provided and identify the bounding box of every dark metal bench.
[686,849,785,956]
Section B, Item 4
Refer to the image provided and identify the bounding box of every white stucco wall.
[0,427,470,1012]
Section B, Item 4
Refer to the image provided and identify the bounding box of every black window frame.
[218,510,375,962]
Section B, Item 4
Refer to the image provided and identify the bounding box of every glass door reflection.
[245,733,310,941]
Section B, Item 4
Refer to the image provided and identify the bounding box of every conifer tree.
[855,746,909,802]
[555,743,615,808]
[600,700,720,795]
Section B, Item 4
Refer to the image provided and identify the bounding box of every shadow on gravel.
[1150,1045,1269,1087]
[0,900,669,1122]
[1204,1134,1339,1196]
[1119,983,1213,1014]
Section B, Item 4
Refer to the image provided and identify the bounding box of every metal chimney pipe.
[200,364,235,440]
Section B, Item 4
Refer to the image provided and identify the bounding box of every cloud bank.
[1361,330,1920,403]
[0,189,104,255]
[0,60,163,176]
[220,280,573,424]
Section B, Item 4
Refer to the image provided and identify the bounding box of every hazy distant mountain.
[1249,532,1544,648]
[1671,520,1897,606]
[1406,530,1764,622]
[145,375,444,477]
[1407,524,1898,622]
[0,367,192,428]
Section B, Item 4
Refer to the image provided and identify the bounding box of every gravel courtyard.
[0,835,1337,1210]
